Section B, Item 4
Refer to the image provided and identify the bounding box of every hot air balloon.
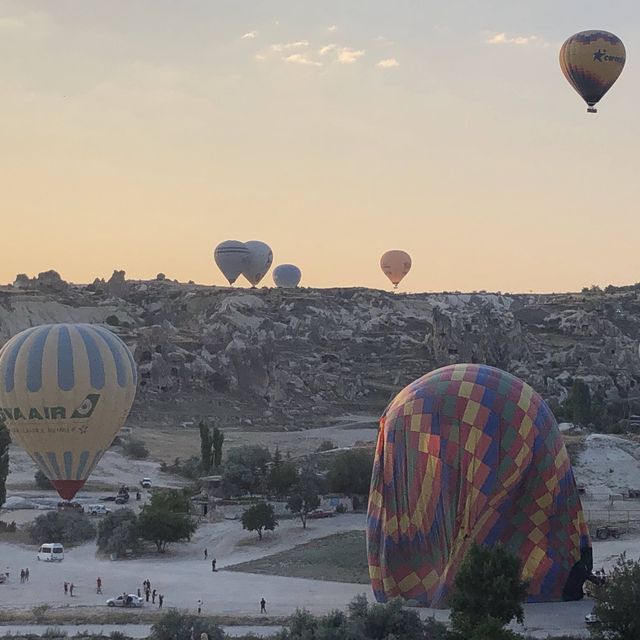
[380,250,412,289]
[214,241,250,285]
[273,264,302,288]
[560,31,626,113]
[242,241,273,287]
[368,364,592,607]
[0,323,137,501]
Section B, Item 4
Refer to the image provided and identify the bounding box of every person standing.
[20,569,24,584]
[211,558,216,572]
[69,583,74,597]
[197,599,203,615]
[204,548,208,559]
[96,577,102,594]
[152,588,156,604]
[260,597,266,614]
[64,582,68,595]
[145,586,150,602]
[25,568,29,582]
[137,588,141,598]
[158,594,164,608]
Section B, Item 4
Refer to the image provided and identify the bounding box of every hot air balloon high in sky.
[214,240,250,285]
[273,264,302,288]
[242,240,273,288]
[368,364,592,607]
[0,323,137,501]
[560,30,626,113]
[380,250,412,289]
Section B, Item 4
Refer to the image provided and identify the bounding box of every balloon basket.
[587,107,598,114]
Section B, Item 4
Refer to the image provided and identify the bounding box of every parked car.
[37,543,64,562]
[115,494,129,505]
[140,478,152,488]
[106,594,144,608]
[87,504,111,516]
[57,501,84,513]
[308,509,335,519]
[585,610,600,625]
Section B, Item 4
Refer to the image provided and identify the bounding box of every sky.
[1,0,639,293]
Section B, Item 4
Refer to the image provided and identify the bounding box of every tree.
[35,469,53,490]
[212,427,225,469]
[449,543,529,637]
[327,449,373,496]
[199,421,212,473]
[97,508,140,557]
[241,501,278,540]
[268,460,299,497]
[29,511,96,545]
[286,473,321,528]
[0,420,10,509]
[151,609,225,640]
[569,379,592,426]
[593,554,640,640]
[223,445,271,495]
[138,489,197,553]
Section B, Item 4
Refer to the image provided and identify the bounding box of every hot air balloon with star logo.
[0,323,137,501]
[560,30,626,113]
[380,250,412,289]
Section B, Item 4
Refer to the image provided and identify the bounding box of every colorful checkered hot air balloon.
[560,31,626,113]
[367,364,592,607]
[0,323,137,501]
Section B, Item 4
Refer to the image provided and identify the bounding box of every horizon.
[2,1,639,291]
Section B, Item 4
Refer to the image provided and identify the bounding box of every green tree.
[150,609,225,640]
[97,508,140,558]
[138,489,197,553]
[224,445,271,495]
[286,473,321,528]
[449,543,529,637]
[212,427,225,469]
[569,379,592,426]
[29,510,96,545]
[0,420,10,509]
[268,461,299,497]
[34,469,52,490]
[327,449,373,496]
[593,553,640,640]
[241,501,278,540]
[199,421,212,473]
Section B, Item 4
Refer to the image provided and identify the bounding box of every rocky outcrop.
[1,275,640,429]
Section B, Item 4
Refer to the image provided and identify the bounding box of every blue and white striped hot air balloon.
[0,323,137,501]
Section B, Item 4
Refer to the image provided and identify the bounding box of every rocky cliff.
[2,272,640,430]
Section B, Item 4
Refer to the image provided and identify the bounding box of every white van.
[37,543,64,562]
[87,504,111,516]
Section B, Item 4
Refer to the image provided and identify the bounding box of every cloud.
[284,53,322,67]
[254,53,266,61]
[328,25,338,32]
[270,40,309,52]
[336,47,365,64]
[376,58,399,69]
[486,32,538,45]
[241,31,258,39]
[319,44,337,55]
[0,10,54,37]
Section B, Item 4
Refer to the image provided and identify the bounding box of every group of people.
[19,568,30,583]
[204,548,217,571]
[141,579,164,607]
[63,581,75,596]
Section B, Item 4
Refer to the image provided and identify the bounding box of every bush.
[0,520,17,532]
[29,511,95,545]
[160,456,202,479]
[35,469,53,490]
[150,609,224,640]
[31,605,50,623]
[317,440,336,452]
[97,508,140,557]
[327,449,373,496]
[121,437,149,460]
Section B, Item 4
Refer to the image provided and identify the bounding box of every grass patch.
[226,530,369,584]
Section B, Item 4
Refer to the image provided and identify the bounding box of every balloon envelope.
[214,241,250,285]
[273,264,302,288]
[380,250,412,288]
[242,241,273,287]
[560,31,626,112]
[0,324,137,501]
[368,364,592,607]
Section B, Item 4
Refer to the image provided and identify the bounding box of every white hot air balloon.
[242,241,273,287]
[214,241,250,285]
[273,264,302,288]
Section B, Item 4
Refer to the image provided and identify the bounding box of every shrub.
[29,511,96,546]
[327,449,373,496]
[150,609,224,640]
[97,508,140,557]
[0,520,17,532]
[35,469,53,490]
[161,456,202,479]
[31,605,50,623]
[121,437,149,460]
[317,440,336,452]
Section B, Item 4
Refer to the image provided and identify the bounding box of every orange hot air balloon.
[380,250,412,289]
[560,31,626,113]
